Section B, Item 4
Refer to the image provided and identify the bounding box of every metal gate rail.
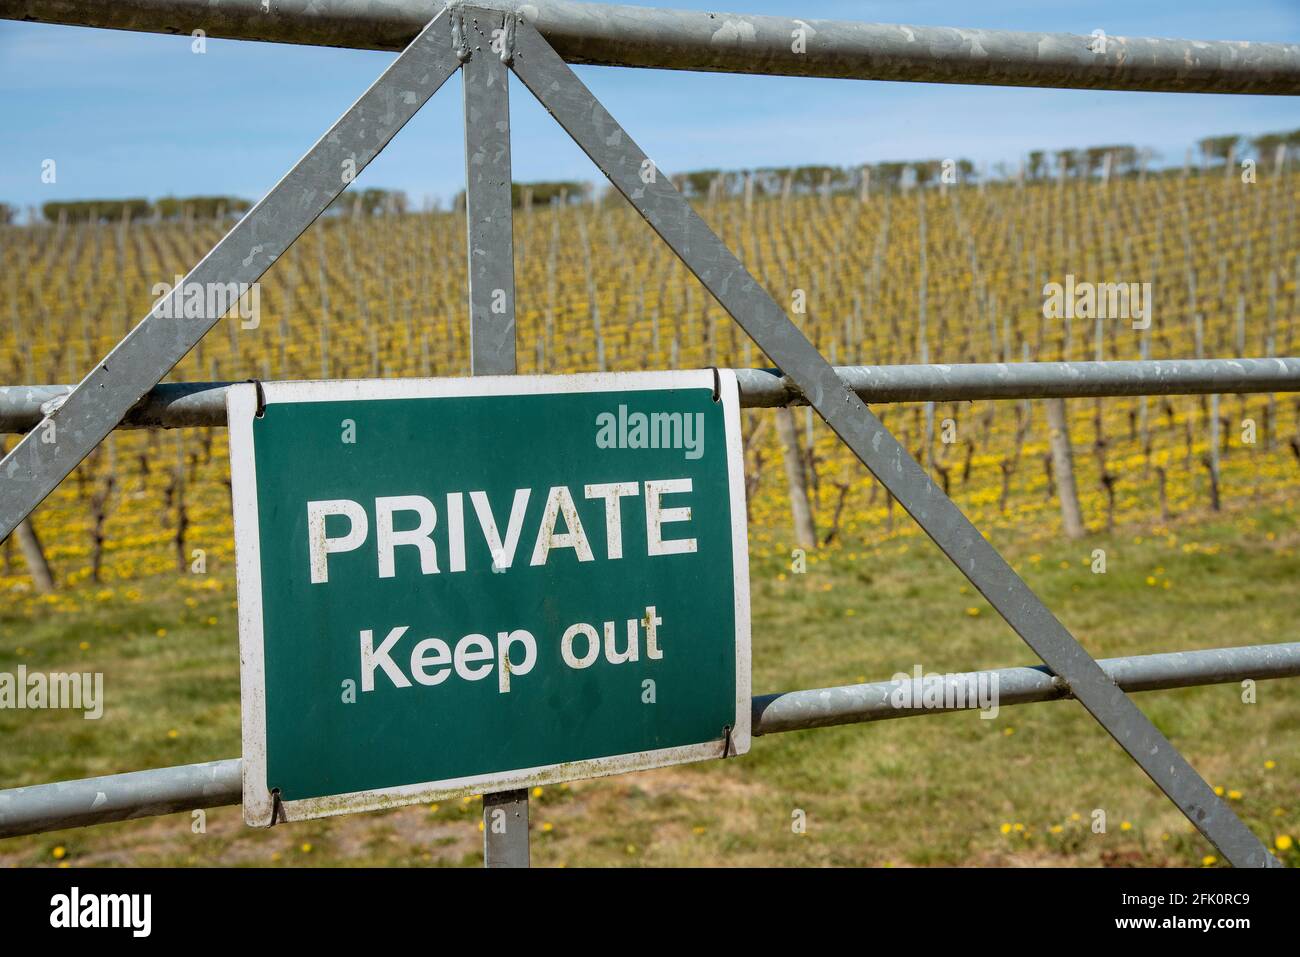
[2,642,1296,840]
[4,357,1300,432]
[4,0,1299,94]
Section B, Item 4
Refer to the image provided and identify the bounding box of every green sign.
[229,371,750,825]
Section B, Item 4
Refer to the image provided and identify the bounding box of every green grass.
[2,501,1298,867]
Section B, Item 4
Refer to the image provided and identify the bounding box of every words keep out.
[357,606,666,695]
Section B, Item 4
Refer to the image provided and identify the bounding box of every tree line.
[13,186,413,225]
[5,127,1299,227]
[449,180,589,209]
[36,196,248,224]
[694,127,1300,196]
[503,126,1300,207]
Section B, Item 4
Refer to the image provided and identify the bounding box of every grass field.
[3,493,1296,868]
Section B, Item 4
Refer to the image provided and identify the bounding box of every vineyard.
[2,159,1299,867]
[2,165,1298,600]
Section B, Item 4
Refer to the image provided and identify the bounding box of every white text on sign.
[359,606,665,694]
[307,480,696,584]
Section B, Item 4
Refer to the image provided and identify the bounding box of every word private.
[307,479,697,584]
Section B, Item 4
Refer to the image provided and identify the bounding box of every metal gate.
[2,0,1299,868]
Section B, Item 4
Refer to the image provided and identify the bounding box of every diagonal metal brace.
[506,15,1277,867]
[0,10,461,541]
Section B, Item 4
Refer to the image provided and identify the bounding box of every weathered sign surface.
[228,371,750,825]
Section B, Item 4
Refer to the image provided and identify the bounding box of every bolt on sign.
[228,371,751,825]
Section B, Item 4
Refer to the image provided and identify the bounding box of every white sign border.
[229,370,751,826]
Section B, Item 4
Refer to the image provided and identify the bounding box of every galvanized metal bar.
[4,642,1296,840]
[4,0,1299,94]
[0,759,241,838]
[7,357,1298,433]
[737,357,1300,407]
[461,11,528,866]
[754,642,1300,734]
[0,9,460,542]
[0,382,235,433]
[508,19,1277,867]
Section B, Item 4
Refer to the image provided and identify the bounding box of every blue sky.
[1,0,1297,216]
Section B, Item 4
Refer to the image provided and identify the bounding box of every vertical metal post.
[483,789,530,867]
[461,8,526,867]
[463,8,517,377]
